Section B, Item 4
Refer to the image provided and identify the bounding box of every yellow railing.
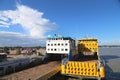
[61,61,99,77]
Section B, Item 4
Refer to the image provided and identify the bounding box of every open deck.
[0,61,61,80]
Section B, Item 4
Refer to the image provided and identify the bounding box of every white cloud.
[0,31,46,47]
[0,21,10,28]
[0,4,56,38]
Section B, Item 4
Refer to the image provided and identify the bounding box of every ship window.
[65,43,68,46]
[48,44,50,46]
[51,49,53,51]
[54,44,57,46]
[61,44,64,46]
[58,43,60,46]
[65,49,68,51]
[48,49,50,51]
[61,49,64,51]
[54,49,57,51]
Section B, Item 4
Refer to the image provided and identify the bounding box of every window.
[58,43,60,46]
[65,49,68,51]
[48,49,50,51]
[61,49,64,51]
[54,44,57,46]
[51,44,53,46]
[54,49,57,51]
[48,44,50,46]
[65,43,68,46]
[51,49,53,51]
[61,44,64,46]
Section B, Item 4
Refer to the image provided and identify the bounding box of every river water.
[99,47,120,80]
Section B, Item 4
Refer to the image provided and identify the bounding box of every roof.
[0,53,7,55]
[78,38,98,41]
[48,37,75,41]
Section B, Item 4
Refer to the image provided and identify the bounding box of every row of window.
[47,48,68,51]
[79,40,97,42]
[79,48,97,50]
[50,38,63,40]
[47,43,68,46]
[79,44,97,46]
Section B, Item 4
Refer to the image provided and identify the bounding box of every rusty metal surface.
[1,61,61,80]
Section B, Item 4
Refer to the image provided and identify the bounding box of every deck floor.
[1,61,61,80]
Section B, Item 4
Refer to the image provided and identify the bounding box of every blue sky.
[0,0,120,46]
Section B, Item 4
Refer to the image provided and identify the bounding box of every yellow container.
[78,38,98,53]
[61,64,65,74]
[61,61,99,77]
[100,66,105,78]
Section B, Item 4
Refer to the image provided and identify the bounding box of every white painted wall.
[46,39,70,54]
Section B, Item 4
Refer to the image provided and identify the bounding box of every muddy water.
[99,47,120,80]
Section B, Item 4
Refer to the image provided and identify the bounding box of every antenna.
[53,34,63,38]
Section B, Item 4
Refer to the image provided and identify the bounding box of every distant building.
[36,48,45,55]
